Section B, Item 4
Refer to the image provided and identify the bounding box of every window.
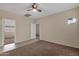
[67,17,77,24]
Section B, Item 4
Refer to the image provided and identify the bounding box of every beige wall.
[40,7,79,48]
[0,11,2,46]
[0,10,32,46]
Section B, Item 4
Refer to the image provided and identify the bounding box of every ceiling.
[0,3,79,19]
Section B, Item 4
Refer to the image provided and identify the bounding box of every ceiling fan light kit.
[32,9,37,12]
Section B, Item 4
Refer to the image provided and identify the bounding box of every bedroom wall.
[40,7,79,48]
[0,11,2,46]
[0,9,32,46]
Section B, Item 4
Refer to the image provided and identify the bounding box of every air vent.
[24,14,31,17]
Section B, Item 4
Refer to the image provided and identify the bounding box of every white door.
[31,23,36,39]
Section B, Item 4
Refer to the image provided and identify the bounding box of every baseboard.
[16,39,39,48]
[43,40,79,49]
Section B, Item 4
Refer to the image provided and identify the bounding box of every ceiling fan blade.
[37,9,42,12]
[27,9,32,11]
[24,14,31,17]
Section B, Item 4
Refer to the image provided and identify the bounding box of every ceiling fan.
[27,3,42,12]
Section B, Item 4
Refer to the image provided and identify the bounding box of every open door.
[31,23,36,39]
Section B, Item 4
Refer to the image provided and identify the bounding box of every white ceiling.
[0,3,79,19]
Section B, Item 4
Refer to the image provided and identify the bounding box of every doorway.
[36,24,40,39]
[31,23,36,39]
[3,19,16,45]
[2,19,16,52]
[30,23,40,39]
